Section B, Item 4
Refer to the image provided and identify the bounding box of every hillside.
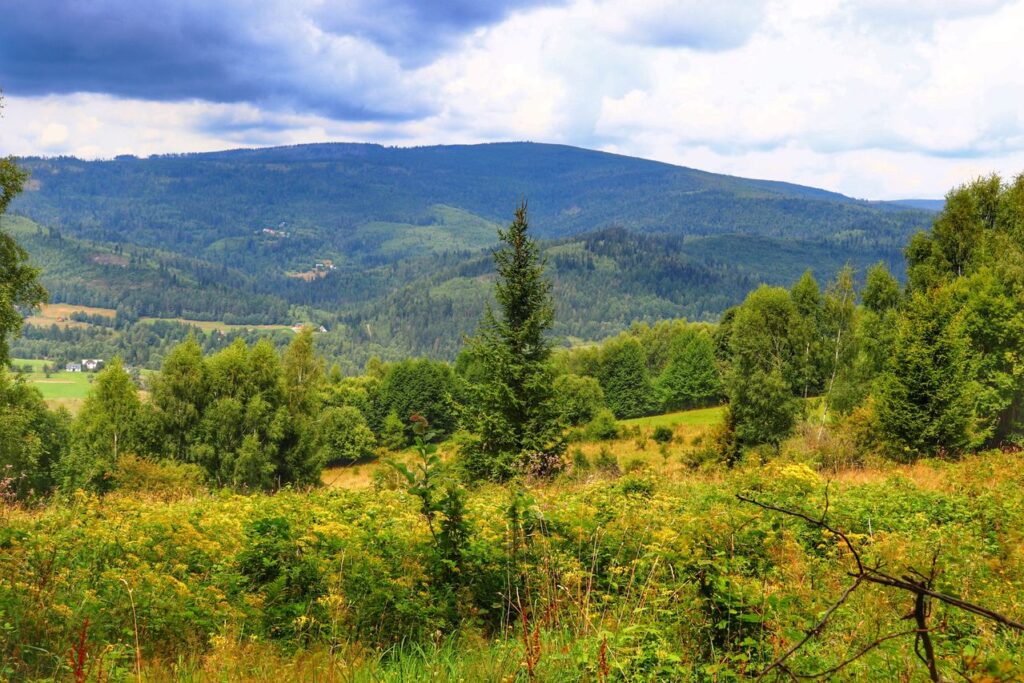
[13,142,931,266]
[6,142,936,366]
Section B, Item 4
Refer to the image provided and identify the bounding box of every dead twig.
[737,492,1024,681]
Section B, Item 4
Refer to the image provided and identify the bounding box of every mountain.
[6,142,938,367]
[13,142,931,267]
[886,199,946,212]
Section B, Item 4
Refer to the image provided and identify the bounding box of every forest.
[3,147,1024,680]
[1,141,931,371]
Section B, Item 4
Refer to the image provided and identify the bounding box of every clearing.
[23,303,116,329]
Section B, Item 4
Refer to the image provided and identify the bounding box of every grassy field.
[6,447,1024,680]
[10,358,96,412]
[138,316,296,332]
[23,303,117,329]
[322,405,726,489]
[620,404,725,428]
[10,358,154,413]
[22,301,296,334]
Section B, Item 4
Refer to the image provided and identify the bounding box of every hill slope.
[12,142,931,268]
[6,142,936,366]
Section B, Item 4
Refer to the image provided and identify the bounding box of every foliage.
[110,454,206,498]
[317,405,376,465]
[655,327,722,411]
[598,336,658,418]
[1,156,47,368]
[380,410,408,450]
[59,358,145,492]
[0,369,69,499]
[460,204,564,480]
[237,516,327,641]
[876,290,978,460]
[724,286,802,449]
[552,372,606,426]
[5,438,1024,680]
[586,408,620,441]
[371,358,458,438]
[651,425,674,444]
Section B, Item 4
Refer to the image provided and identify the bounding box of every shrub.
[237,516,326,641]
[111,455,205,497]
[652,425,674,444]
[571,448,591,473]
[623,457,647,474]
[619,474,655,497]
[380,410,407,451]
[587,409,620,441]
[594,446,620,475]
[553,373,606,426]
[319,405,376,465]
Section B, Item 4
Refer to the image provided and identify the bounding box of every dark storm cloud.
[313,0,563,65]
[0,0,563,120]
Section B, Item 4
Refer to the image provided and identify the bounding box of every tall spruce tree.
[460,203,563,480]
[876,290,978,460]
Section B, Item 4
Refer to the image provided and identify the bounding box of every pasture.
[23,303,117,329]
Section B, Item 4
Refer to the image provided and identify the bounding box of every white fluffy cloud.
[1,0,1022,199]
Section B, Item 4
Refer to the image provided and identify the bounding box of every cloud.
[0,0,564,120]
[312,0,566,65]
[844,0,1013,29]
[595,0,769,50]
[2,0,1024,200]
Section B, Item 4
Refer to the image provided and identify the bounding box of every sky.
[1,0,1023,199]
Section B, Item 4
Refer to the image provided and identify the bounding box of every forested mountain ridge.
[6,141,937,367]
[13,142,932,267]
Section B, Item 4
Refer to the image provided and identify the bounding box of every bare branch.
[755,578,862,680]
[736,493,864,573]
[796,629,918,679]
[737,491,1024,681]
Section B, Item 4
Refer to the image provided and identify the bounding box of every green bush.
[594,446,620,474]
[571,447,591,473]
[318,405,376,465]
[618,474,654,497]
[652,425,674,444]
[110,454,205,497]
[586,409,620,441]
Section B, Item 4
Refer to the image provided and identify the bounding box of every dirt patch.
[92,254,129,267]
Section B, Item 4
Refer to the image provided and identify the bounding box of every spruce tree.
[876,290,977,460]
[460,203,563,480]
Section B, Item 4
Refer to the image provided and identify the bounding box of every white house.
[66,362,82,372]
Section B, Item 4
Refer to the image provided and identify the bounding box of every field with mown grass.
[23,303,117,330]
[9,357,98,412]
[137,317,296,333]
[4,437,1024,681]
[21,301,295,335]
[10,358,154,413]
